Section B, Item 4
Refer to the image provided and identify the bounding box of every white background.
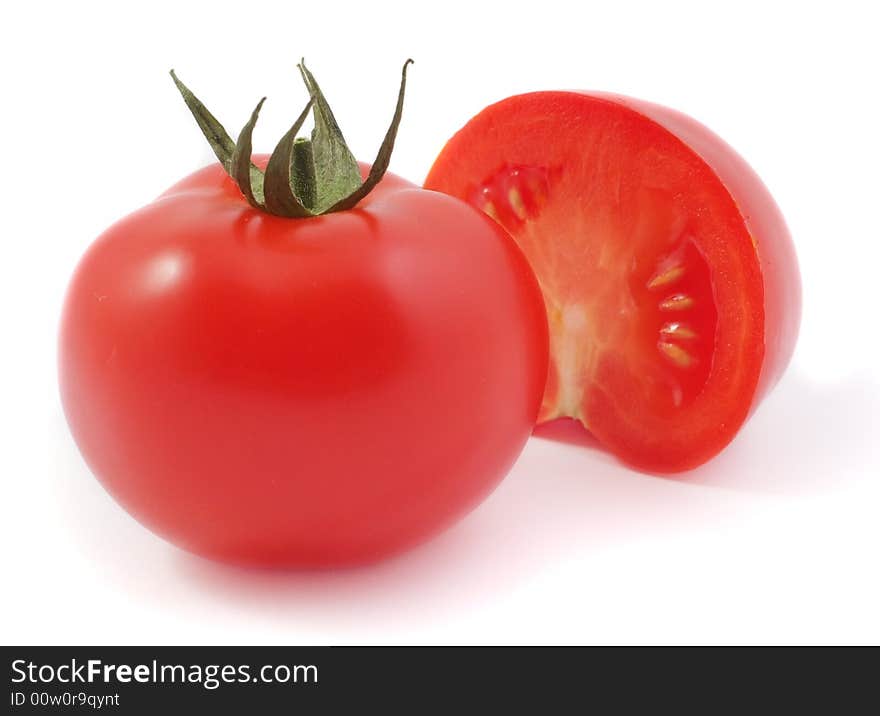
[2,0,878,645]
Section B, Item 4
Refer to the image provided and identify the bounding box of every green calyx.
[170,59,413,217]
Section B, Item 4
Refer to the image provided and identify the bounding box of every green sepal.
[297,61,363,212]
[170,60,413,218]
[170,70,264,190]
[230,98,266,209]
[325,59,413,213]
[264,98,316,217]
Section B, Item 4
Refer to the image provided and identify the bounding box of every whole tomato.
[59,63,548,566]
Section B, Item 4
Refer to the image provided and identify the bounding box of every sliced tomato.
[425,92,800,472]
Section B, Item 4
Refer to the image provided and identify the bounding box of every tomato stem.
[170,60,413,217]
[291,138,317,211]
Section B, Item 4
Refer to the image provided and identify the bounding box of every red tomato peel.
[425,91,801,472]
[59,63,549,566]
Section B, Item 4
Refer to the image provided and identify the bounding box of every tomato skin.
[59,157,548,566]
[425,92,801,472]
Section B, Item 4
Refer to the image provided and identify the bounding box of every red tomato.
[425,93,801,472]
[59,157,548,566]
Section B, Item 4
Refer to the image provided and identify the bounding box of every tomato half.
[425,92,801,472]
[59,157,548,566]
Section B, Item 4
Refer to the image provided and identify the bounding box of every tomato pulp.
[426,93,801,472]
[59,158,548,566]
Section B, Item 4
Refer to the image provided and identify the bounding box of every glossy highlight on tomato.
[426,92,801,472]
[59,158,548,566]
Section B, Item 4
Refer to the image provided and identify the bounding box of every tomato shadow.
[169,370,878,639]
[684,371,878,493]
[170,423,741,639]
[530,372,879,495]
[53,370,879,641]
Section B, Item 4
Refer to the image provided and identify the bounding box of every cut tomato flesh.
[425,91,796,472]
[472,163,719,421]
